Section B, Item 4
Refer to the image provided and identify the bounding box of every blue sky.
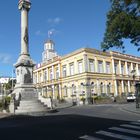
[0,0,139,77]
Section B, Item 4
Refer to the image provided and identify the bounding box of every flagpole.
[48,30,53,39]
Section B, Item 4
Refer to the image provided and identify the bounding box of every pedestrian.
[50,96,53,109]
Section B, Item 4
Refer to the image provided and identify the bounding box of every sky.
[0,0,139,77]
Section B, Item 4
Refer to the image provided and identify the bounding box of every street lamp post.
[135,83,140,108]
[131,69,140,108]
[131,69,136,93]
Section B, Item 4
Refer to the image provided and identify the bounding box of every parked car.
[127,93,136,102]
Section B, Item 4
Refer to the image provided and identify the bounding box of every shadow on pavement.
[0,114,130,140]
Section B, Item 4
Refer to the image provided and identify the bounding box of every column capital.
[119,60,122,75]
[125,61,128,75]
[18,0,31,11]
[111,58,115,74]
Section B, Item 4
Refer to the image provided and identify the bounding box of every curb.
[121,105,140,115]
[0,113,12,119]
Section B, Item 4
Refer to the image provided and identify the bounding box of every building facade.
[33,40,140,102]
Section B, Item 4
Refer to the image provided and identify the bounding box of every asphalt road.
[0,103,139,140]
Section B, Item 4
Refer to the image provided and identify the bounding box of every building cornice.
[110,51,140,62]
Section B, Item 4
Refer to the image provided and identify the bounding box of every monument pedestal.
[11,55,47,114]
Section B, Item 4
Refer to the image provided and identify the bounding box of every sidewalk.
[0,112,12,119]
[122,103,140,115]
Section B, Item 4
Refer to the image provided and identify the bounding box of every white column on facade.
[58,63,61,78]
[83,54,88,72]
[136,63,139,76]
[111,58,115,74]
[37,71,39,83]
[41,70,43,82]
[96,80,99,95]
[105,81,108,95]
[131,62,133,72]
[128,81,131,92]
[114,80,118,96]
[59,84,62,99]
[52,85,55,99]
[121,80,124,93]
[46,68,49,81]
[103,59,106,73]
[94,56,98,73]
[119,60,122,75]
[52,66,54,79]
[125,61,128,75]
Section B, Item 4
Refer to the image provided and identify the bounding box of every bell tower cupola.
[42,39,57,63]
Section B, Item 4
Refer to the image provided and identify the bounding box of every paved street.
[0,103,139,140]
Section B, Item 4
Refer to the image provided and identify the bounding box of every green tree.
[4,79,16,91]
[101,0,140,52]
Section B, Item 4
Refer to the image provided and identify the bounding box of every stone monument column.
[19,0,30,55]
[9,0,47,114]
[13,0,36,100]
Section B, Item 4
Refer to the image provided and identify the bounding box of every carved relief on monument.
[17,69,19,76]
[24,27,28,44]
[24,68,33,83]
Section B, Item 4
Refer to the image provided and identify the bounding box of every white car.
[127,93,136,102]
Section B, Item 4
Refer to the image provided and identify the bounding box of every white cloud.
[0,53,12,64]
[47,17,62,25]
[35,30,45,36]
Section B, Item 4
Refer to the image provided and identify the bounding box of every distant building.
[0,77,10,84]
[33,39,140,103]
[0,77,16,84]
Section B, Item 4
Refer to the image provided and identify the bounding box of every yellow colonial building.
[33,40,140,103]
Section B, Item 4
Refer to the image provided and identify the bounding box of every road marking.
[121,124,140,130]
[109,127,140,135]
[96,130,140,140]
[79,135,102,140]
[130,122,140,126]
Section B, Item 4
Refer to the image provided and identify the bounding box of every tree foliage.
[4,79,16,91]
[101,0,140,52]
